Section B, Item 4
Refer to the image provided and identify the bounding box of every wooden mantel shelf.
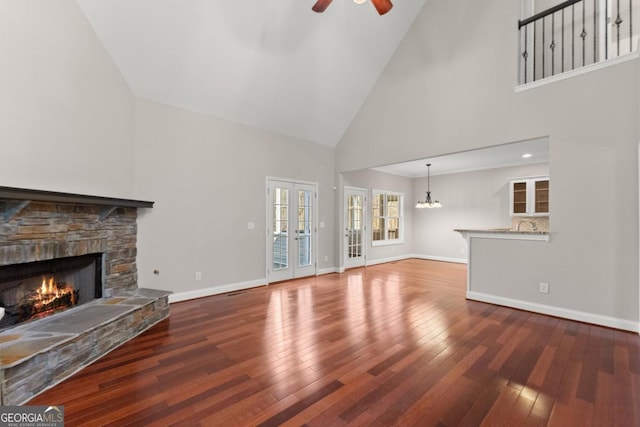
[0,186,154,220]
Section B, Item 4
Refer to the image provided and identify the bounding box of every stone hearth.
[0,288,170,405]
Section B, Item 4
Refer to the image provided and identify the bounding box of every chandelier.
[415,163,442,209]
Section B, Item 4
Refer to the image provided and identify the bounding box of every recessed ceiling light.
[522,153,532,158]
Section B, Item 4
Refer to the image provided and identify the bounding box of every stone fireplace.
[0,187,170,405]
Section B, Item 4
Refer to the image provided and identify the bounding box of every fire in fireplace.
[29,275,79,318]
[0,253,102,330]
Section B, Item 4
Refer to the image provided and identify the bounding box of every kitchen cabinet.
[510,177,549,216]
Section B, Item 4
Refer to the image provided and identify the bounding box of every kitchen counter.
[455,228,549,241]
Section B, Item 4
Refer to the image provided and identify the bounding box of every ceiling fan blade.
[371,0,393,15]
[312,0,333,13]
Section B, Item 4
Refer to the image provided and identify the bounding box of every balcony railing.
[518,0,640,84]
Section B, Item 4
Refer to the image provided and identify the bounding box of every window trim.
[371,189,404,247]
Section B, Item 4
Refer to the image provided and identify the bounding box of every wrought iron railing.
[519,0,639,84]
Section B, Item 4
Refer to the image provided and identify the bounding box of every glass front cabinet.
[510,177,549,216]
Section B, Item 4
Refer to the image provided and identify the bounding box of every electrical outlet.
[539,282,549,294]
[324,255,328,262]
[195,272,202,281]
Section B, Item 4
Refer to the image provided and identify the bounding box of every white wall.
[341,169,414,265]
[0,1,135,197]
[336,0,639,327]
[413,163,549,262]
[133,99,336,297]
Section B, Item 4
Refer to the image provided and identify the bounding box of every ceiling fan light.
[312,0,333,13]
[371,0,393,15]
[353,0,367,4]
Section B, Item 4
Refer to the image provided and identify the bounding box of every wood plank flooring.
[29,259,640,426]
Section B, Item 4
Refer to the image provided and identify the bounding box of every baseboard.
[169,278,266,303]
[366,254,413,266]
[169,268,343,302]
[466,291,639,333]
[338,254,466,271]
[412,254,468,264]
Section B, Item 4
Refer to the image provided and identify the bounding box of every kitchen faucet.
[516,219,537,231]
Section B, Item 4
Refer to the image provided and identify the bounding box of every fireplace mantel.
[0,186,154,220]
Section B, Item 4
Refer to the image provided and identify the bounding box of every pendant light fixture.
[415,163,442,209]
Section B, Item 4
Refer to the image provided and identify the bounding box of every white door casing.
[267,179,317,283]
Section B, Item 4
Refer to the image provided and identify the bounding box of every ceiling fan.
[312,0,393,15]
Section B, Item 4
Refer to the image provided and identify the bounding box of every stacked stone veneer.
[0,201,139,295]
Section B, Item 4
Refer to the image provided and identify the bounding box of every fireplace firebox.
[0,253,102,330]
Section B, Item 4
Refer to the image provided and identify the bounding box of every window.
[372,190,404,246]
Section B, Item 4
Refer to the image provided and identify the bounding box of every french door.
[267,179,317,282]
[344,187,366,269]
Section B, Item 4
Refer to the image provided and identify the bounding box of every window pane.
[348,195,363,231]
[387,194,399,217]
[387,194,399,239]
[372,218,385,241]
[298,235,311,266]
[272,188,289,269]
[372,193,384,217]
[388,218,398,240]
[372,191,403,244]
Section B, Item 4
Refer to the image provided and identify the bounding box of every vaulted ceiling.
[76,0,426,147]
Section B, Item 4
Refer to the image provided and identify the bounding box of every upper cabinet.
[510,177,549,217]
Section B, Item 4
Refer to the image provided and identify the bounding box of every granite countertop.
[454,228,549,235]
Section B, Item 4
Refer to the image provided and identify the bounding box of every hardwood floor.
[29,259,640,426]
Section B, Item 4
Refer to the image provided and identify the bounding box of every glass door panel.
[272,187,289,270]
[297,189,313,268]
[347,195,363,259]
[344,188,366,269]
